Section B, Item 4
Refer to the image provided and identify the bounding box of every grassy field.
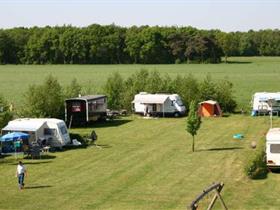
[1,57,280,109]
[1,115,280,209]
[1,57,280,209]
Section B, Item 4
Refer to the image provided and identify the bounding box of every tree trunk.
[192,135,195,152]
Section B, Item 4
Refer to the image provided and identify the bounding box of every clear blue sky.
[0,0,279,32]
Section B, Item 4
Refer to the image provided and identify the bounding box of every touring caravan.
[251,92,280,116]
[2,118,71,148]
[132,92,186,117]
[266,128,280,168]
[65,95,107,126]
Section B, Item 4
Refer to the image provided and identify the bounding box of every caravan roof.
[266,128,280,141]
[132,94,169,104]
[254,92,280,101]
[2,119,46,132]
[66,95,106,101]
[2,118,66,132]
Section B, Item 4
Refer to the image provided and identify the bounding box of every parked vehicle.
[65,95,107,126]
[266,128,280,168]
[2,118,71,148]
[251,92,280,116]
[132,92,186,117]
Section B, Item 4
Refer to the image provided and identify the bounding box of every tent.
[198,100,222,117]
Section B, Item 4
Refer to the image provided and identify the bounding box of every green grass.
[1,57,280,209]
[1,115,280,210]
[1,57,280,109]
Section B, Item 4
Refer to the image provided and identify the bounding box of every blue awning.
[0,132,30,142]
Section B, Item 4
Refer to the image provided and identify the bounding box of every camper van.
[251,92,280,116]
[65,95,107,126]
[132,93,186,117]
[266,128,280,168]
[2,118,71,148]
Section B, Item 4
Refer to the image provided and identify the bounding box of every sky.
[0,0,279,32]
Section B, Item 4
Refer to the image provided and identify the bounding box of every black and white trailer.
[65,95,107,126]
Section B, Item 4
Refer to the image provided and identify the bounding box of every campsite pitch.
[1,115,280,209]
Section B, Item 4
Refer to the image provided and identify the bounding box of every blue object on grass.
[0,132,29,142]
[233,134,244,139]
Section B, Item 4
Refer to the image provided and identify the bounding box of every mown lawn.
[1,57,280,109]
[0,115,279,210]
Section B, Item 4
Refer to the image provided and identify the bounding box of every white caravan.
[266,128,280,168]
[2,118,71,148]
[251,92,280,116]
[132,92,186,117]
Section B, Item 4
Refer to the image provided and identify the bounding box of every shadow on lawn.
[24,185,52,189]
[23,154,56,160]
[224,61,252,64]
[197,146,244,152]
[73,119,132,129]
[9,160,53,165]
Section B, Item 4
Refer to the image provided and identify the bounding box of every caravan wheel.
[174,112,180,117]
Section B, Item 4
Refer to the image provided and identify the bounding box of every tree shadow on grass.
[88,144,112,149]
[252,171,268,180]
[9,160,52,165]
[196,146,244,152]
[224,61,252,64]
[23,154,56,160]
[73,119,132,129]
[24,185,52,189]
[92,119,132,128]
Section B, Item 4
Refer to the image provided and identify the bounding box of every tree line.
[0,24,279,64]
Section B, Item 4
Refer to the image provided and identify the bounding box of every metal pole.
[271,109,273,129]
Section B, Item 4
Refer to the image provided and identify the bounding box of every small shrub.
[244,139,268,179]
[0,95,13,129]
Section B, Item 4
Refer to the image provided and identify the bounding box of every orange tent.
[198,100,222,117]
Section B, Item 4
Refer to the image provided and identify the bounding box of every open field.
[1,115,280,209]
[1,57,280,209]
[1,57,280,109]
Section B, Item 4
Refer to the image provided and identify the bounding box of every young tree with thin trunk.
[186,101,201,152]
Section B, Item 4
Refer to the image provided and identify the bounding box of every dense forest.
[0,24,279,64]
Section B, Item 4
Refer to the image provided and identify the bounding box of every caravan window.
[60,126,68,135]
[176,99,184,106]
[44,128,56,136]
[72,102,81,112]
[270,144,280,153]
[88,102,97,111]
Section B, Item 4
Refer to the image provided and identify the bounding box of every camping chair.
[26,142,41,159]
[86,130,100,149]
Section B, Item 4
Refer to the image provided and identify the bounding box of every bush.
[21,75,84,119]
[244,139,268,179]
[0,95,13,129]
[21,75,64,118]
